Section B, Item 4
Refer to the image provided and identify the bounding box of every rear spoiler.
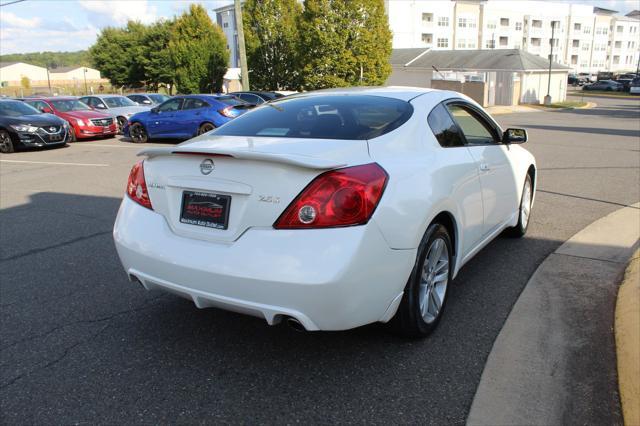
[137,146,346,170]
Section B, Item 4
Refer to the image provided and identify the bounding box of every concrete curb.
[615,250,639,426]
[467,202,640,426]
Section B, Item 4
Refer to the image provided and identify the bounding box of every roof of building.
[0,61,21,68]
[392,48,571,72]
[593,6,618,15]
[390,48,429,66]
[627,10,640,17]
[49,66,83,73]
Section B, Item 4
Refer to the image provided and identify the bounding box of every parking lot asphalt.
[1,95,639,424]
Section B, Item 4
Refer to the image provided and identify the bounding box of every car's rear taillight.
[274,163,388,229]
[126,160,153,210]
[218,106,239,118]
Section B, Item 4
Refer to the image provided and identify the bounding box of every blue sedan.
[125,94,252,143]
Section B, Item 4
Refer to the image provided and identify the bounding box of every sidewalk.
[468,202,640,426]
[616,249,639,426]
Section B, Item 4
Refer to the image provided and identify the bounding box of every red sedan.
[24,97,117,141]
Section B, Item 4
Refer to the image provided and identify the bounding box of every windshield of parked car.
[50,99,91,112]
[212,95,414,140]
[104,96,136,108]
[148,94,170,104]
[0,101,40,117]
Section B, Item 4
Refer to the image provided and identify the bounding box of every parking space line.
[0,160,109,167]
[77,144,140,148]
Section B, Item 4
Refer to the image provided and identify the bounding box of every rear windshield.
[217,96,246,107]
[149,94,170,103]
[212,95,413,140]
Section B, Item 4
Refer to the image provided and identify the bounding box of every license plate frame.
[180,191,231,230]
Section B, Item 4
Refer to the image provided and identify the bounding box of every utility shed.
[387,49,571,106]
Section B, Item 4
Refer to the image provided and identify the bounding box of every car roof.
[29,97,78,101]
[286,86,438,102]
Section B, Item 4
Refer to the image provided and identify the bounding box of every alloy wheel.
[0,131,14,153]
[198,123,215,135]
[520,178,532,229]
[130,124,147,143]
[418,237,449,324]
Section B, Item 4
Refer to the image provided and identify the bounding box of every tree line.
[88,0,391,94]
[0,51,90,69]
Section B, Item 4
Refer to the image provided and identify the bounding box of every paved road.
[1,96,638,424]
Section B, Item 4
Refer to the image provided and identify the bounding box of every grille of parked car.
[37,125,62,134]
[90,118,114,127]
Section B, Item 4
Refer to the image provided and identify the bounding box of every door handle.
[480,163,490,172]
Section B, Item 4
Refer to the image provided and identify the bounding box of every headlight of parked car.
[75,118,85,126]
[10,124,38,133]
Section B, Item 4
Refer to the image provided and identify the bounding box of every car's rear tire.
[129,122,148,143]
[389,223,452,338]
[0,130,15,153]
[198,122,215,135]
[506,174,533,238]
[68,126,77,142]
[116,116,127,134]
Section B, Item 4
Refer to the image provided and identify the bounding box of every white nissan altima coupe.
[113,87,536,337]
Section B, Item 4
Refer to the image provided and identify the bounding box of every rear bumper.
[113,196,415,330]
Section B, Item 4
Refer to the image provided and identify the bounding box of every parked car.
[615,79,633,92]
[127,93,171,106]
[113,87,536,337]
[79,95,151,133]
[596,71,614,81]
[583,80,622,91]
[230,91,284,105]
[0,99,71,153]
[568,74,587,86]
[125,94,253,143]
[578,72,597,83]
[23,97,117,141]
[617,73,638,80]
[630,77,640,94]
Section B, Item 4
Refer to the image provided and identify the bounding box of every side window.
[158,98,183,112]
[129,95,142,103]
[182,98,208,110]
[427,103,465,147]
[446,104,498,145]
[26,101,46,112]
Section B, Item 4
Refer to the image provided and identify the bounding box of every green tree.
[243,0,302,90]
[0,51,90,69]
[141,19,175,92]
[89,21,146,87]
[299,0,392,89]
[169,4,228,94]
[20,76,30,89]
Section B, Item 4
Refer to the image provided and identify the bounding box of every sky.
[0,0,638,55]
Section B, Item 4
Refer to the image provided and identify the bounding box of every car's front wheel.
[390,223,452,337]
[129,122,148,143]
[506,174,533,238]
[198,122,215,135]
[0,130,15,153]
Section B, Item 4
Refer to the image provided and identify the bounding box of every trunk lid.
[140,135,371,243]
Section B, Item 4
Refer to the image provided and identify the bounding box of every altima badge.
[200,159,214,175]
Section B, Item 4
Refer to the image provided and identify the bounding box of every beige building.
[0,62,49,86]
[49,66,102,83]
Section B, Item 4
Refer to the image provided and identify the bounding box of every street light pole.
[83,68,88,95]
[544,21,557,105]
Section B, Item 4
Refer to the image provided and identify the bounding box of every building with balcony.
[385,0,640,74]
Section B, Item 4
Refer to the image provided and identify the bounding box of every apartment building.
[386,1,640,74]
[215,3,240,68]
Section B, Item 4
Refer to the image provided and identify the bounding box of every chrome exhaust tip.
[286,317,306,332]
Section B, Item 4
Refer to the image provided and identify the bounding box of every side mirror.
[503,128,527,144]
[42,106,53,114]
[95,104,107,110]
[143,99,152,105]
[150,107,159,114]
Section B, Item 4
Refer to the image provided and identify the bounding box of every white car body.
[113,87,536,331]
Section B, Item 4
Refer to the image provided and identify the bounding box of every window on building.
[532,20,542,28]
[580,61,588,68]
[457,39,466,48]
[438,16,449,27]
[551,38,560,47]
[485,39,496,48]
[515,22,522,31]
[571,55,578,65]
[499,36,508,46]
[583,26,591,34]
[615,41,621,48]
[613,55,620,64]
[500,18,509,26]
[572,39,579,48]
[531,38,541,46]
[422,13,433,23]
[422,33,433,44]
[468,41,476,48]
[437,38,449,48]
[487,20,496,29]
[223,22,229,28]
[458,17,467,28]
[617,25,623,33]
[582,43,590,51]
[574,23,581,31]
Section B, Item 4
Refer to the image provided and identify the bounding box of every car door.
[445,101,518,237]
[181,98,210,137]
[426,103,485,259]
[149,97,183,137]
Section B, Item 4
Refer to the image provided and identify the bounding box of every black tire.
[198,122,215,135]
[116,116,128,134]
[129,122,148,143]
[0,130,15,153]
[68,126,77,142]
[506,174,533,238]
[389,223,453,338]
